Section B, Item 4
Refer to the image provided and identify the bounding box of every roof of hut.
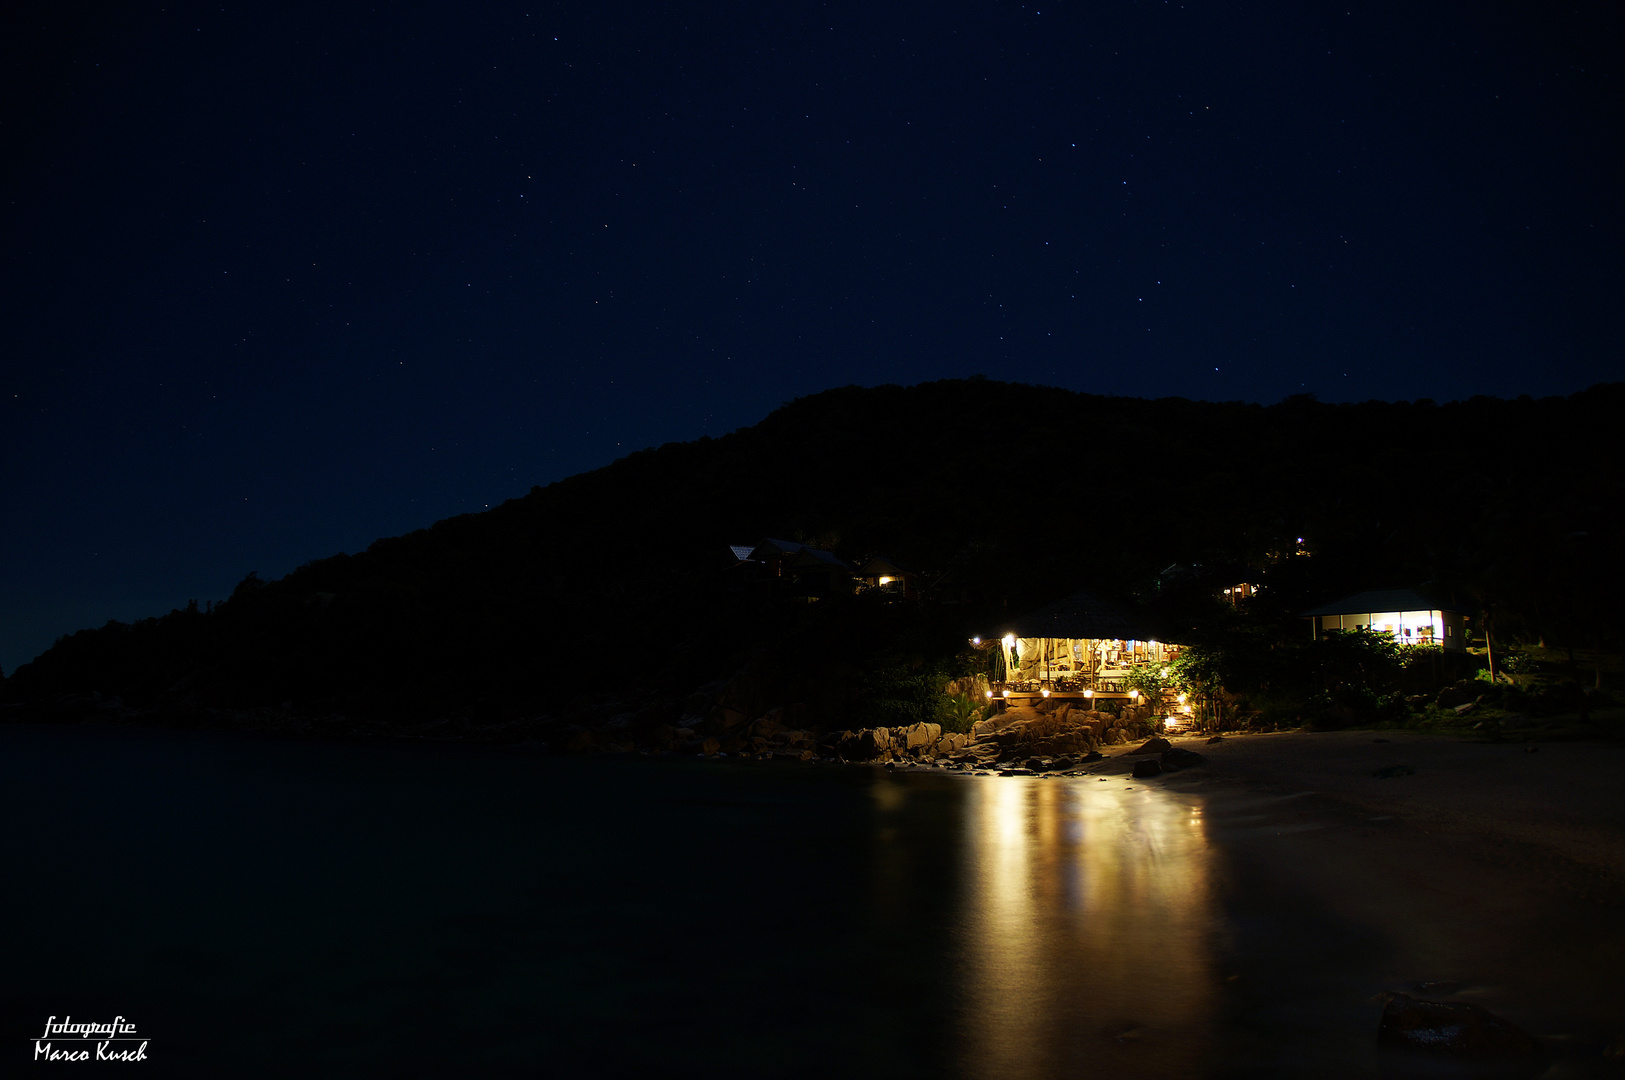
[1000,589,1173,643]
[1301,588,1462,617]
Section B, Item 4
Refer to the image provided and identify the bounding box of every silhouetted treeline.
[4,378,1620,724]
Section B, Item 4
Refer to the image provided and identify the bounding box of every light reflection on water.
[939,777,1216,1079]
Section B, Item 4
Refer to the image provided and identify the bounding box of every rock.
[1434,686,1473,709]
[1106,728,1129,745]
[835,729,891,760]
[1131,759,1163,778]
[700,737,721,757]
[1025,757,1045,771]
[1454,702,1477,716]
[1080,750,1104,762]
[1130,737,1173,757]
[1161,748,1205,770]
[1377,993,1538,1059]
[1207,735,1226,743]
[902,722,942,749]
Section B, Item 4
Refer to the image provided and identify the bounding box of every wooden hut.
[981,589,1183,707]
[1302,589,1466,651]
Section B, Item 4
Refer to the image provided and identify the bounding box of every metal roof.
[1300,588,1462,617]
[747,538,807,560]
[1000,589,1174,643]
[788,547,852,571]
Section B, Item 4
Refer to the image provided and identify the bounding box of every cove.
[0,722,1617,1078]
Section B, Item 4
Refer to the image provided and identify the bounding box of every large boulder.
[1434,684,1474,710]
[901,722,942,750]
[751,711,785,738]
[1131,759,1163,778]
[1130,736,1173,757]
[1378,994,1537,1059]
[1161,748,1205,771]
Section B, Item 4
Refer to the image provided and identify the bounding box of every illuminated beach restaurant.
[981,589,1181,707]
[1302,588,1466,650]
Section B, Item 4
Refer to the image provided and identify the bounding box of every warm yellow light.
[1040,688,1050,698]
[1163,716,1177,728]
[1001,689,1011,698]
[1161,667,1170,677]
[1182,705,1193,714]
[1177,693,1187,703]
[1001,634,1015,648]
[878,576,894,585]
[1084,689,1094,698]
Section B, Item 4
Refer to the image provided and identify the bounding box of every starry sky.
[2,0,1620,672]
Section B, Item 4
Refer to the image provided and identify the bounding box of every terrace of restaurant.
[979,589,1184,709]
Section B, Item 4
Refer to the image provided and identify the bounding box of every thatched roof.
[999,589,1173,643]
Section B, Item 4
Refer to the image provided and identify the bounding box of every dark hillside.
[5,379,1621,735]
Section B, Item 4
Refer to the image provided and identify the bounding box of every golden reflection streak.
[956,778,1215,1080]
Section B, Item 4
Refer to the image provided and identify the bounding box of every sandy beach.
[1099,725,1625,1072]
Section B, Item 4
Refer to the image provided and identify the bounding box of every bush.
[937,691,982,734]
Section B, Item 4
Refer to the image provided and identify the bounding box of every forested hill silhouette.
[4,378,1621,736]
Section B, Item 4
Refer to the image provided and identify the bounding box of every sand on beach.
[1095,725,1625,1072]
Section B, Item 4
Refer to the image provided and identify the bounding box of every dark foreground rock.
[1130,736,1172,756]
[1131,759,1163,778]
[1161,747,1205,771]
[1378,993,1539,1060]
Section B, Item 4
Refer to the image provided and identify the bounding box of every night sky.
[2,0,1620,672]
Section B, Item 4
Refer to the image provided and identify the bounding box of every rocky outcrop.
[1377,994,1538,1059]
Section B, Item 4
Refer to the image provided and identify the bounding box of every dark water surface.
[1,724,1615,1078]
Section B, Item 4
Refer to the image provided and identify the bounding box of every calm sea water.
[0,723,1612,1078]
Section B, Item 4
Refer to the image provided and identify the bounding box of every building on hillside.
[744,538,809,577]
[858,557,921,600]
[784,546,856,600]
[980,589,1185,708]
[1301,589,1466,651]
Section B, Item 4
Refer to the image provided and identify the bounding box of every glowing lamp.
[1084,689,1094,698]
[1163,717,1177,728]
[1177,693,1187,704]
[984,689,994,699]
[1001,689,1011,699]
[1040,688,1051,698]
[972,636,981,645]
[1001,634,1015,648]
[878,576,894,585]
